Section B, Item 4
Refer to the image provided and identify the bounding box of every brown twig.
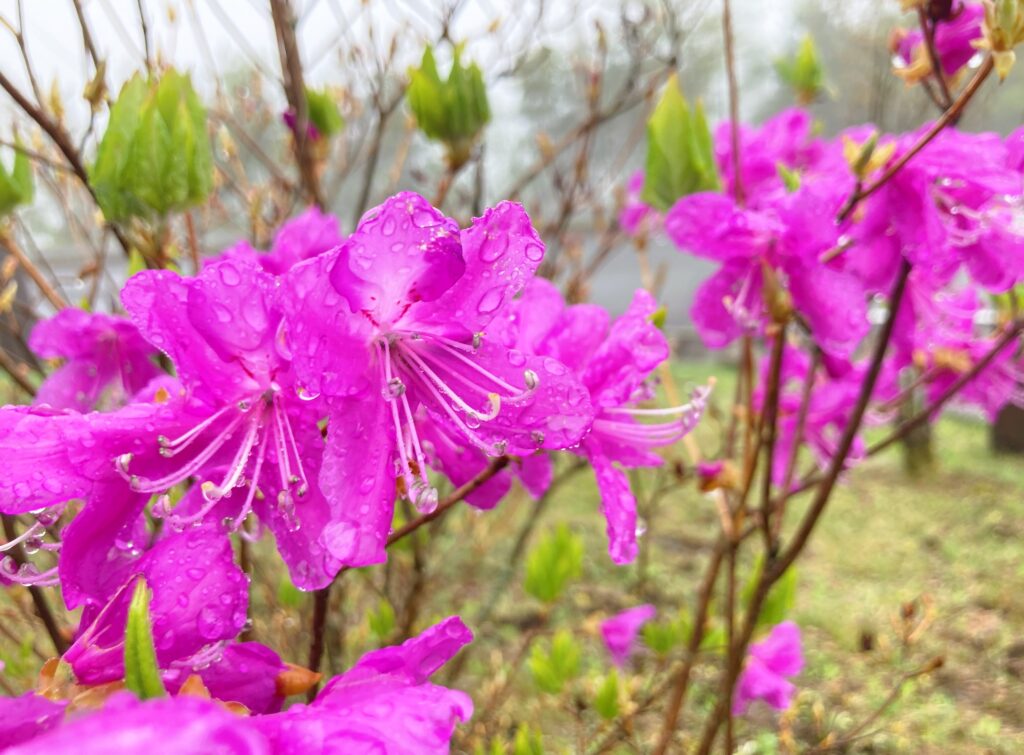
[694,260,912,755]
[70,0,103,72]
[758,325,787,555]
[269,0,325,210]
[135,0,152,72]
[808,657,944,752]
[305,584,332,699]
[774,346,820,539]
[721,0,744,206]
[837,56,993,222]
[0,70,132,256]
[0,229,67,311]
[867,320,1024,457]
[917,7,953,110]
[0,347,35,396]
[1,515,67,655]
[651,538,727,754]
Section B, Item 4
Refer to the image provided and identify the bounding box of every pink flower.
[892,2,984,83]
[619,171,661,236]
[601,604,656,666]
[733,621,804,715]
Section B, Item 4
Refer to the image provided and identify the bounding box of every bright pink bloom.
[893,2,984,80]
[733,621,804,715]
[601,604,656,666]
[29,309,161,412]
[211,207,342,276]
[278,192,593,567]
[619,170,661,236]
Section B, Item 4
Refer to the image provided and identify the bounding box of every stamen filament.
[400,345,501,421]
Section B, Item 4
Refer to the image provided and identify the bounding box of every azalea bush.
[0,0,1022,752]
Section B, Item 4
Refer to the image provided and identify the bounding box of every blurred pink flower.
[601,604,656,667]
[733,621,804,715]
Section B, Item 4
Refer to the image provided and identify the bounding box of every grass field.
[1,360,1022,752]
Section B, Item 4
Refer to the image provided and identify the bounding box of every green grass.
[1,360,1022,752]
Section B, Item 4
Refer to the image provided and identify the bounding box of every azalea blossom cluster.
[0,193,707,748]
[626,103,1024,487]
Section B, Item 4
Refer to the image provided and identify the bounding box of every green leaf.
[407,44,490,164]
[0,143,34,217]
[277,574,306,609]
[648,305,668,330]
[524,523,583,604]
[775,35,826,104]
[640,75,720,212]
[368,599,396,640]
[305,87,344,137]
[512,724,544,755]
[124,577,167,700]
[594,669,620,720]
[742,557,797,629]
[776,162,801,193]
[528,629,581,695]
[91,69,212,222]
[642,610,691,657]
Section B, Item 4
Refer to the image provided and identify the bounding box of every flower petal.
[122,270,252,404]
[410,201,545,337]
[0,693,67,750]
[581,289,667,407]
[319,396,396,568]
[332,192,465,325]
[588,451,639,565]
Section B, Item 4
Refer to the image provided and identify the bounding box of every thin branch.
[1,515,67,655]
[0,347,35,396]
[305,584,332,698]
[758,325,787,554]
[70,0,103,72]
[651,538,727,754]
[0,229,67,311]
[136,0,153,72]
[809,657,944,752]
[867,320,1024,457]
[269,0,325,209]
[917,7,953,110]
[695,259,913,755]
[721,0,744,206]
[837,56,994,221]
[0,70,132,256]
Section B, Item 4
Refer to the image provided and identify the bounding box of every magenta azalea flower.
[6,617,474,754]
[251,616,473,752]
[282,108,320,141]
[483,279,707,564]
[63,526,248,686]
[0,692,67,749]
[277,192,593,566]
[29,309,162,412]
[892,2,984,82]
[3,693,269,754]
[619,170,661,236]
[849,128,1024,295]
[667,183,869,358]
[733,621,804,715]
[163,642,288,716]
[601,604,656,666]
[212,207,342,276]
[108,256,346,588]
[713,108,825,202]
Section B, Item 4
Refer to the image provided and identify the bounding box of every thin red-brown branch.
[837,56,993,222]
